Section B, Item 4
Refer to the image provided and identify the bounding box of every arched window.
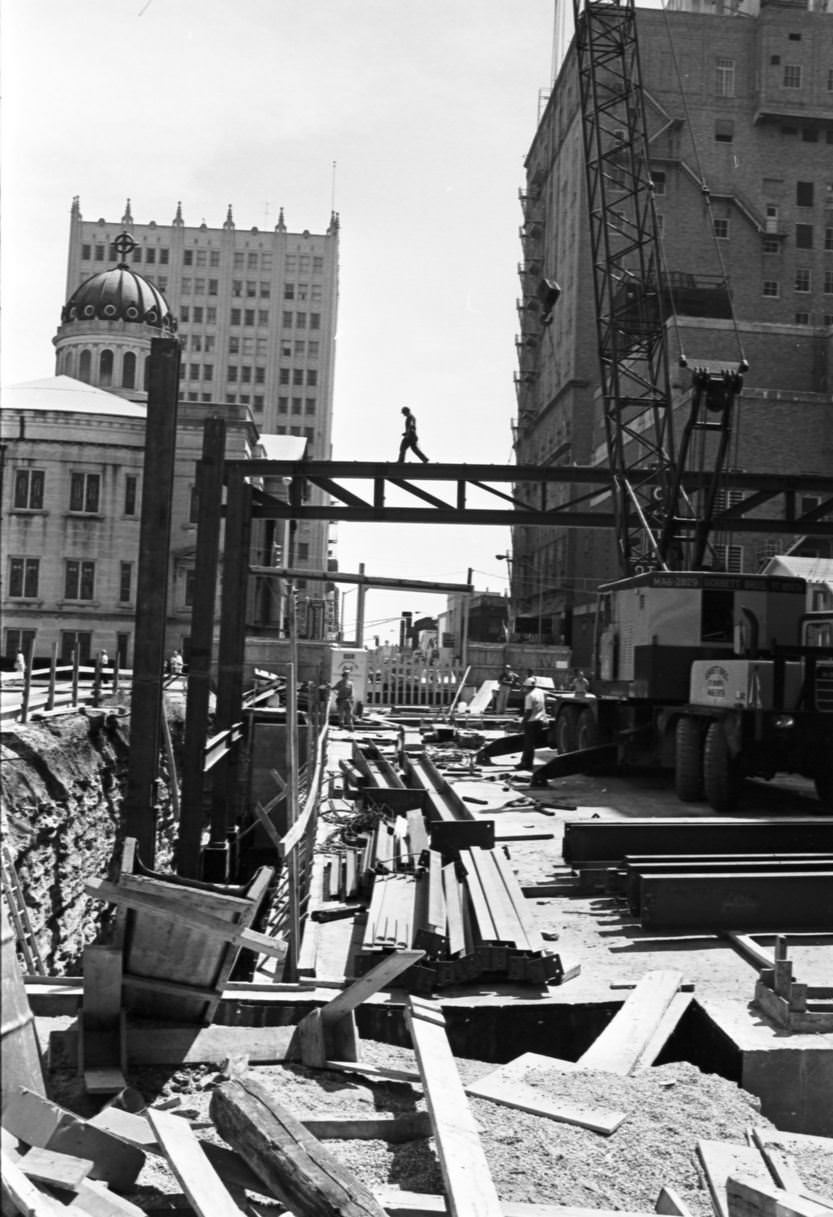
[100,349,114,386]
[79,349,92,382]
[143,355,150,392]
[122,351,136,389]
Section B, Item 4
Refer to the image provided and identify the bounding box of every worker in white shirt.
[517,676,546,770]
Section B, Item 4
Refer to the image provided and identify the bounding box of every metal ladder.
[1,844,46,974]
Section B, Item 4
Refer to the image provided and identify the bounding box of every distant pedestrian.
[14,651,26,682]
[99,650,110,685]
[333,671,355,729]
[495,663,519,715]
[169,649,184,675]
[517,676,546,771]
[397,407,429,463]
[571,669,590,698]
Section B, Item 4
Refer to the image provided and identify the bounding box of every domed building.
[53,231,177,401]
[2,237,304,672]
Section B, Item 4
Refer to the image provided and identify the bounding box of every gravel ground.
[49,1040,832,1215]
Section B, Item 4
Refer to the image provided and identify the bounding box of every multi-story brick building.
[62,197,340,573]
[512,0,833,655]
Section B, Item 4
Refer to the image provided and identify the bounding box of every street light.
[496,553,515,640]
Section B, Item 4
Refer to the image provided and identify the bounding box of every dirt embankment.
[1,708,181,973]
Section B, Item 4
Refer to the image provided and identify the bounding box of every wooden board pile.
[356,838,569,991]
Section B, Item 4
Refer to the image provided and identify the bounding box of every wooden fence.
[364,659,461,709]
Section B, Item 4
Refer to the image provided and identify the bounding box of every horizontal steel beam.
[624,856,833,914]
[233,460,832,533]
[639,870,833,930]
[249,566,474,593]
[562,817,833,865]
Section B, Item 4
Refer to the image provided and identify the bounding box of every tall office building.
[512,0,832,657]
[63,198,340,573]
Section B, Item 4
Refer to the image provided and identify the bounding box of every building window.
[203,364,213,381]
[189,485,199,524]
[209,250,220,267]
[783,64,802,88]
[255,367,265,384]
[291,398,302,415]
[795,268,811,292]
[260,281,271,298]
[208,279,218,295]
[277,397,288,414]
[241,367,252,384]
[824,270,833,294]
[189,363,200,379]
[70,472,100,513]
[713,218,729,239]
[714,119,734,142]
[234,252,245,269]
[305,398,316,415]
[294,340,306,358]
[6,629,36,661]
[82,243,92,260]
[181,277,192,294]
[715,57,735,97]
[796,181,814,206]
[714,544,743,574]
[122,351,136,389]
[119,562,132,603]
[306,369,318,386]
[13,469,44,509]
[762,236,780,254]
[313,256,324,273]
[145,248,156,264]
[762,280,780,297]
[284,284,295,300]
[825,227,833,251]
[297,542,310,561]
[293,368,304,386]
[286,255,297,272]
[796,224,813,248]
[79,349,92,382]
[311,284,322,302]
[229,337,240,354]
[652,171,666,196]
[95,245,106,261]
[65,560,95,600]
[296,312,306,328]
[310,313,321,330]
[247,252,257,270]
[253,397,264,411]
[228,365,238,382]
[795,312,810,324]
[124,475,137,515]
[185,571,195,608]
[279,368,290,385]
[257,309,269,326]
[180,306,190,323]
[184,250,193,266]
[246,281,257,298]
[308,341,319,359]
[9,557,40,598]
[99,349,114,386]
[230,308,241,325]
[283,310,293,327]
[195,250,207,267]
[160,248,169,264]
[244,309,255,326]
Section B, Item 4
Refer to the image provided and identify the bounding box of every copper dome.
[61,260,176,332]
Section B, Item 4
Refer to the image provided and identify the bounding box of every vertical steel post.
[205,469,252,879]
[123,337,181,867]
[284,591,300,981]
[177,417,226,877]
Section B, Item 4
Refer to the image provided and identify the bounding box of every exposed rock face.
[1,709,180,974]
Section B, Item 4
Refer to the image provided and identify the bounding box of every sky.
[1,0,563,645]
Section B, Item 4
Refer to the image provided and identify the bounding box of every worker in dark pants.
[517,676,546,770]
[397,407,429,463]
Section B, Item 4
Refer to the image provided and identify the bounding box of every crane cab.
[594,571,807,702]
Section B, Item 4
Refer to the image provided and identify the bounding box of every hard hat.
[523,677,536,688]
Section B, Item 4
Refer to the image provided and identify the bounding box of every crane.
[571,0,746,576]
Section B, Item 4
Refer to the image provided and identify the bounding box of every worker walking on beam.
[397,406,429,463]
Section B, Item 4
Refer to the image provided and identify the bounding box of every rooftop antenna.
[330,161,337,213]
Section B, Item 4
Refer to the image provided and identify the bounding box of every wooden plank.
[578,970,683,1075]
[67,1178,146,1217]
[19,1146,94,1191]
[376,1192,660,1217]
[209,1075,388,1217]
[443,863,466,957]
[725,1175,831,1217]
[405,997,503,1217]
[697,1140,775,1217]
[147,1107,244,1217]
[0,1152,67,1217]
[465,1070,625,1136]
[635,992,693,1069]
[750,1130,805,1195]
[85,878,285,960]
[1,1088,73,1147]
[321,949,426,1022]
[300,1112,432,1142]
[324,1059,423,1085]
[656,1187,696,1217]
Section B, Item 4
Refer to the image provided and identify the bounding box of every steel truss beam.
[227,460,833,534]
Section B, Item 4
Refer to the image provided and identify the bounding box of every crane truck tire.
[576,707,599,751]
[674,716,705,802]
[551,709,578,754]
[815,763,833,812]
[703,720,742,812]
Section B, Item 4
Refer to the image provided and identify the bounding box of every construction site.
[2,0,833,1213]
